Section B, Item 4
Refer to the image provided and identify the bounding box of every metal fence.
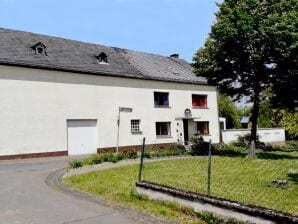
[137,138,298,216]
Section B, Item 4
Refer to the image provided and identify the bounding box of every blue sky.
[0,0,218,62]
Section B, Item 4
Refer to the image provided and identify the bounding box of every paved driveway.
[0,156,164,224]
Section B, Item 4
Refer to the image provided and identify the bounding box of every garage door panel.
[67,120,98,155]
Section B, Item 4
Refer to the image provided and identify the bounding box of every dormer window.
[31,42,47,56]
[96,52,108,64]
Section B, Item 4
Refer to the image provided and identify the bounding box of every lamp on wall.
[184,108,192,118]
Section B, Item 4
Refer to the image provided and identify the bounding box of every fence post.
[207,139,212,195]
[138,137,146,182]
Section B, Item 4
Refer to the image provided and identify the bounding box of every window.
[31,42,47,56]
[156,122,171,137]
[154,92,169,107]
[36,47,44,54]
[195,121,209,135]
[96,52,108,64]
[192,94,207,108]
[131,120,141,133]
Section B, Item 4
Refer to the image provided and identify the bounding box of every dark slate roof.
[0,28,207,84]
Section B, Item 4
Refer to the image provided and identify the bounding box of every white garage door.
[67,120,98,155]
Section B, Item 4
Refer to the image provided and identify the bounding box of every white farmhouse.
[0,28,220,159]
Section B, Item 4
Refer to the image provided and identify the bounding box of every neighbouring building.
[0,28,220,159]
[240,116,250,129]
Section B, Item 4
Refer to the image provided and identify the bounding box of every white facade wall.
[221,128,285,144]
[0,65,220,156]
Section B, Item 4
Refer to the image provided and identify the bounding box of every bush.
[69,160,83,169]
[143,151,151,158]
[233,134,265,149]
[121,150,138,159]
[284,141,298,150]
[106,153,119,163]
[89,154,103,164]
[190,136,211,156]
[213,144,247,157]
[148,144,187,158]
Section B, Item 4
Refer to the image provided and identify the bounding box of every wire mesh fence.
[138,138,298,216]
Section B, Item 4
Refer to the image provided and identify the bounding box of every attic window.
[96,52,108,64]
[31,42,47,56]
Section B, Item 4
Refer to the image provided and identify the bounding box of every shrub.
[284,141,298,150]
[233,134,265,149]
[143,151,151,158]
[148,144,187,158]
[115,152,125,161]
[213,144,247,157]
[107,153,119,163]
[69,160,83,169]
[190,136,210,156]
[121,150,138,159]
[89,154,103,164]
[101,153,110,162]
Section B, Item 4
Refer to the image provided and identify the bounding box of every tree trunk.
[249,93,260,158]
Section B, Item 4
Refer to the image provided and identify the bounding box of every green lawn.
[65,165,209,224]
[141,152,298,215]
[64,152,298,223]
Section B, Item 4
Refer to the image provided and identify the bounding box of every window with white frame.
[131,120,141,133]
[156,122,171,137]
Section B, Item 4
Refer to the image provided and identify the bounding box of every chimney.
[170,53,179,59]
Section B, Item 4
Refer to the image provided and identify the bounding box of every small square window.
[36,47,44,54]
[195,121,209,135]
[156,122,171,137]
[154,92,169,107]
[192,95,207,108]
[131,120,141,133]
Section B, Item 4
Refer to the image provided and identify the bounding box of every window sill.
[131,131,143,135]
[154,106,171,109]
[156,136,173,139]
[192,107,209,109]
[194,133,211,136]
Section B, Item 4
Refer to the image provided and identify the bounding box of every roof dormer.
[31,42,47,56]
[96,52,108,64]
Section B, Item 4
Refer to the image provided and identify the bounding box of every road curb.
[45,167,174,224]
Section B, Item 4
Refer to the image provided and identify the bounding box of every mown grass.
[141,152,298,215]
[64,152,298,223]
[65,165,209,224]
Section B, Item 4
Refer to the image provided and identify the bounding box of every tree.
[193,0,297,157]
[272,110,298,139]
[218,94,241,129]
[258,101,273,128]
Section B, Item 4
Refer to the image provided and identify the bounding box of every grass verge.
[64,164,244,224]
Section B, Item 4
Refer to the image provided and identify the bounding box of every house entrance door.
[183,119,189,145]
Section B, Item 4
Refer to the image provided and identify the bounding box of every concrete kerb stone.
[45,164,174,224]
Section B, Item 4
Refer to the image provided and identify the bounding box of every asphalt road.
[0,156,163,224]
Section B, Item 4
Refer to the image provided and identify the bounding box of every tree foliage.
[272,110,298,139]
[218,94,241,129]
[242,100,298,139]
[193,0,297,152]
[257,101,273,128]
